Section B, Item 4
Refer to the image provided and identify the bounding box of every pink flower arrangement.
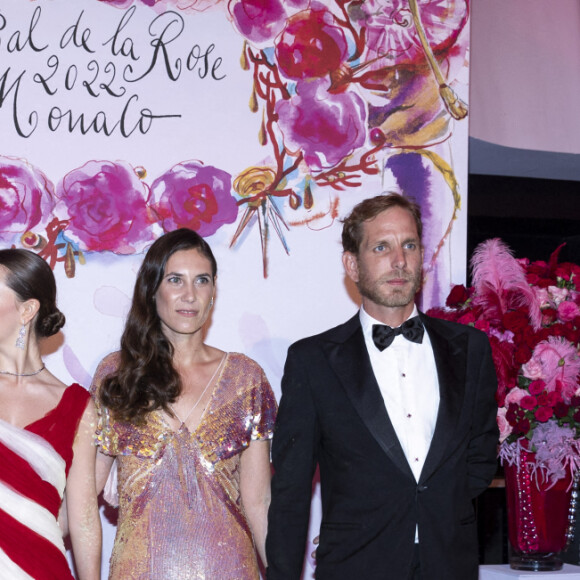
[428,239,580,485]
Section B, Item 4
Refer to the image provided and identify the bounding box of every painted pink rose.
[56,161,154,254]
[558,300,579,322]
[151,160,238,237]
[275,79,366,171]
[0,156,55,243]
[228,0,288,45]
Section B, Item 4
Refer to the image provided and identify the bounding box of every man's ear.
[342,252,360,284]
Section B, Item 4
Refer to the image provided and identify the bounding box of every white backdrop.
[0,0,470,577]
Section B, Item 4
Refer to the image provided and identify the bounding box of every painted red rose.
[151,160,238,237]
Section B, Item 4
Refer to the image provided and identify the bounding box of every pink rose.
[548,285,568,306]
[521,358,544,380]
[558,300,579,322]
[505,387,528,406]
[151,161,238,237]
[0,156,55,243]
[228,0,287,46]
[56,161,154,254]
[496,408,512,443]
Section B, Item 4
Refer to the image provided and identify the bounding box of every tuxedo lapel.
[323,315,414,479]
[419,314,467,483]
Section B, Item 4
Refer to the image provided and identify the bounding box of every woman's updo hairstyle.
[0,249,65,337]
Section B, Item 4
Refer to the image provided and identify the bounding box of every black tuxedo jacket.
[266,312,499,580]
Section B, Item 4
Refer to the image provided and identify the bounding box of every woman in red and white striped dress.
[0,249,101,580]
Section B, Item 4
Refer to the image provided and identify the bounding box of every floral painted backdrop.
[0,0,470,576]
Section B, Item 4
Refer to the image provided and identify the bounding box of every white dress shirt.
[360,306,440,543]
[360,305,440,483]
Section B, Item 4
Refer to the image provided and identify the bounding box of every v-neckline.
[160,352,229,436]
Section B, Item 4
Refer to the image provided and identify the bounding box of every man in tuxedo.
[266,193,499,579]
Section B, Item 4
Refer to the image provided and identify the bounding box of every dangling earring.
[16,324,26,350]
[210,297,214,308]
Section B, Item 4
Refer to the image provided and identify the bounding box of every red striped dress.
[0,383,90,579]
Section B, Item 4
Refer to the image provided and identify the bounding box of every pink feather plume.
[470,239,543,330]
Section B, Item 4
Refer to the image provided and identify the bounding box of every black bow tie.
[372,317,424,351]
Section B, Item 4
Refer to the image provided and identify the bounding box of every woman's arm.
[95,449,115,496]
[240,438,272,568]
[66,399,102,580]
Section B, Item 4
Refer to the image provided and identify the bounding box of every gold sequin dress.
[91,352,277,580]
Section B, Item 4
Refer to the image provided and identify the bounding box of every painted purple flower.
[275,79,366,171]
[228,0,288,45]
[151,160,238,236]
[55,161,154,254]
[0,156,55,244]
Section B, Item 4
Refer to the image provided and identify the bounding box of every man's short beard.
[357,270,422,309]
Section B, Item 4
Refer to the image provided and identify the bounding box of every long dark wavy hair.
[0,249,65,338]
[99,228,217,424]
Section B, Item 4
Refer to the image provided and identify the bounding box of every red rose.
[521,327,540,349]
[446,284,470,307]
[520,395,538,410]
[503,310,529,334]
[514,418,531,435]
[506,403,520,425]
[528,380,546,395]
[534,407,553,422]
[457,311,477,325]
[514,344,532,365]
[554,402,570,418]
[474,320,491,333]
[555,263,580,281]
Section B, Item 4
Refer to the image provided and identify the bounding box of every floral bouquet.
[427,239,580,486]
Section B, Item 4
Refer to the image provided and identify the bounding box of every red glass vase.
[504,449,578,571]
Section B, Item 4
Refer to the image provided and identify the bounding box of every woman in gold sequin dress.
[91,229,277,579]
